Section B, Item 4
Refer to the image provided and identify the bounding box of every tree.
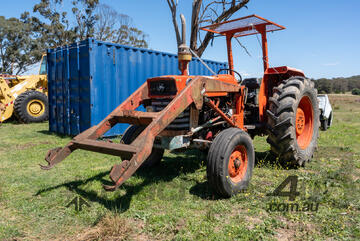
[72,0,99,41]
[7,0,149,74]
[0,16,43,74]
[314,75,360,94]
[94,4,148,48]
[27,0,100,47]
[315,78,332,94]
[352,88,360,95]
[166,0,249,57]
[25,0,148,48]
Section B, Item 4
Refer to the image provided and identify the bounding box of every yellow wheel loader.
[0,54,48,123]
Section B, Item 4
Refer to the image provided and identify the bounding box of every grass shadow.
[189,180,223,200]
[255,150,278,167]
[255,150,301,170]
[35,149,205,212]
[36,147,294,204]
[37,129,74,139]
[1,116,19,124]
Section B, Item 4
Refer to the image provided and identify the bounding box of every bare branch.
[196,0,249,56]
[199,1,217,22]
[234,37,251,57]
[166,0,249,57]
[190,0,203,51]
[166,0,182,47]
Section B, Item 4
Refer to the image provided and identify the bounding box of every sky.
[1,0,359,79]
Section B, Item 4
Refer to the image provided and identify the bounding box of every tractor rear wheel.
[207,128,255,197]
[14,90,48,123]
[267,76,319,167]
[121,125,164,168]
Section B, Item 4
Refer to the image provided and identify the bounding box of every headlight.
[148,79,177,96]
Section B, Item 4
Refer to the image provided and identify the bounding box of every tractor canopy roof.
[200,14,285,38]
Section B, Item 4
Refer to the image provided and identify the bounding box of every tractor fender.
[264,66,305,79]
[258,66,306,122]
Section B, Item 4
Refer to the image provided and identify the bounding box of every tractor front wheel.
[207,128,255,197]
[121,125,164,168]
[267,77,319,167]
[14,90,48,123]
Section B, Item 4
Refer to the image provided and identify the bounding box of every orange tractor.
[41,15,319,197]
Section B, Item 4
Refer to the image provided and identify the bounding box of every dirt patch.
[328,94,360,102]
[14,141,54,151]
[174,218,186,234]
[14,143,38,150]
[275,218,317,241]
[275,227,297,241]
[351,169,360,182]
[71,215,148,241]
[245,216,263,230]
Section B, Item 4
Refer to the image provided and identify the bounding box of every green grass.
[0,94,359,240]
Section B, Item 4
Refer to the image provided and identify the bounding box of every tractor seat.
[241,78,262,89]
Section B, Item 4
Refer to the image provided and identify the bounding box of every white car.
[317,94,333,131]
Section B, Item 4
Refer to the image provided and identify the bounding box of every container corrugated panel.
[48,38,227,136]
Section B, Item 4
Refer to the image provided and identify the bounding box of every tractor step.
[72,139,139,156]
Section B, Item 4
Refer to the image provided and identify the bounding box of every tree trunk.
[166,0,249,57]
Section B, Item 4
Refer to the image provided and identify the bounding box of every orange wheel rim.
[296,96,314,149]
[228,145,247,183]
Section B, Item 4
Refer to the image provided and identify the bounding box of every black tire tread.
[207,128,234,197]
[207,128,254,197]
[14,90,48,123]
[266,77,320,167]
[121,125,164,168]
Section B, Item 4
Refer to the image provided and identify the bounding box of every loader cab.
[39,54,47,75]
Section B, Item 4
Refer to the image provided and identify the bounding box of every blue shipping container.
[47,38,227,136]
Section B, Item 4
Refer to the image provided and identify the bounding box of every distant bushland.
[352,88,360,95]
[313,75,360,94]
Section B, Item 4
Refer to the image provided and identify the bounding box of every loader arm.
[41,76,240,191]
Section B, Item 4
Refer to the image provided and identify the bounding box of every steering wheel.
[217,68,243,84]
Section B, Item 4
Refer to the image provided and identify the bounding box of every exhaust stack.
[178,14,192,75]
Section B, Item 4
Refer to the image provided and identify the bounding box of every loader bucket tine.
[40,145,74,170]
[102,184,117,191]
[40,84,149,173]
[39,164,54,170]
[39,147,62,170]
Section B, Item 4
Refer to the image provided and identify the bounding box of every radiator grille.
[151,99,190,130]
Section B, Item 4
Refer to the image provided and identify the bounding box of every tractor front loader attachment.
[41,76,240,191]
